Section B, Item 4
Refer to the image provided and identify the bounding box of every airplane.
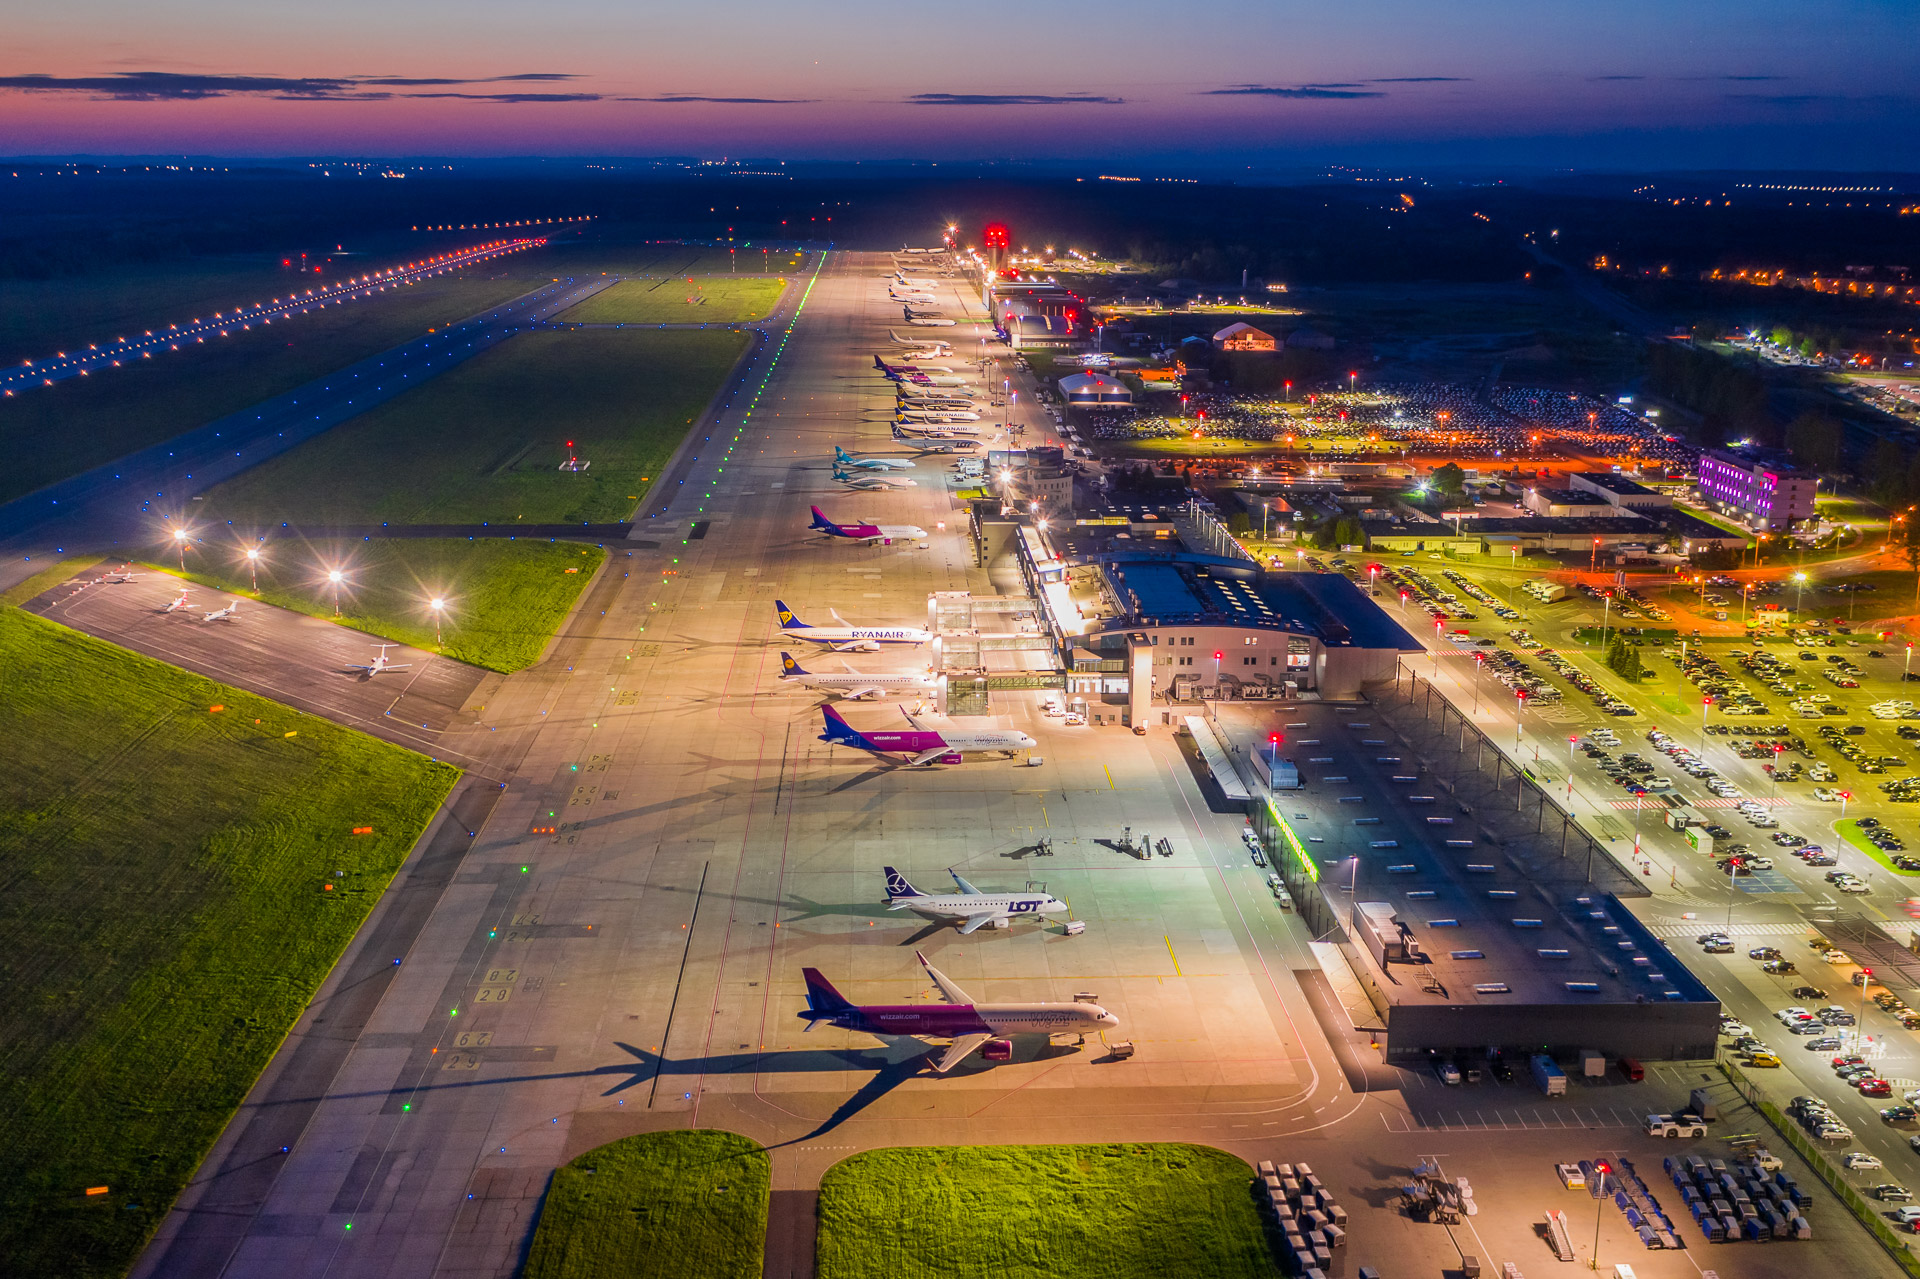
[835,466,918,490]
[889,291,936,305]
[892,273,936,286]
[896,383,975,401]
[834,446,916,471]
[160,589,193,614]
[896,411,981,426]
[884,866,1069,934]
[894,398,977,413]
[891,426,982,452]
[96,563,141,584]
[888,330,951,351]
[873,355,954,375]
[798,950,1117,1073]
[891,420,982,439]
[817,703,1035,767]
[200,599,242,622]
[347,643,413,675]
[902,308,956,327]
[780,652,939,699]
[878,367,966,389]
[807,506,928,544]
[775,600,931,650]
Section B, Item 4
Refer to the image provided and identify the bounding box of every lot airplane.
[896,383,975,401]
[807,506,928,544]
[873,355,954,375]
[834,446,915,471]
[200,599,242,622]
[884,867,1068,933]
[347,643,412,675]
[891,420,982,439]
[902,308,955,327]
[775,600,931,650]
[835,466,917,490]
[798,951,1116,1072]
[896,410,981,426]
[818,703,1034,766]
[97,564,141,584]
[160,589,192,614]
[780,652,938,699]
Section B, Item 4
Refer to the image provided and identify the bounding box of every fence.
[1720,1055,1920,1275]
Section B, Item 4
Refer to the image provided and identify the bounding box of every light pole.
[173,528,188,572]
[1515,689,1526,753]
[1600,591,1612,650]
[1592,1159,1611,1270]
[1839,789,1851,822]
[429,597,446,648]
[1793,571,1808,619]
[328,569,344,617]
[244,547,260,591]
[1471,652,1484,716]
[1700,695,1712,753]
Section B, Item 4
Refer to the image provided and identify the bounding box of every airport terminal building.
[1010,513,1423,722]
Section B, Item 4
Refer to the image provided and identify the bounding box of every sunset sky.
[3,0,1913,168]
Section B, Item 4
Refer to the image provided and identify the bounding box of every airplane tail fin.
[818,704,877,750]
[898,702,925,730]
[807,507,841,535]
[833,445,851,460]
[800,968,854,1026]
[775,600,808,629]
[779,651,807,678]
[883,866,922,901]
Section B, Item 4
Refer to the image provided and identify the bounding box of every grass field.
[0,270,544,505]
[0,258,292,368]
[198,328,746,526]
[155,538,604,673]
[522,1130,769,1279]
[546,243,810,278]
[817,1143,1269,1279]
[0,605,458,1279]
[557,276,786,325]
[1835,819,1920,877]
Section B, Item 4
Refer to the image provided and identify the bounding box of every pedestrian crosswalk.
[1643,921,1788,938]
[1385,1104,1641,1133]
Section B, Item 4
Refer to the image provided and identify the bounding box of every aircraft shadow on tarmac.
[306,1038,1082,1139]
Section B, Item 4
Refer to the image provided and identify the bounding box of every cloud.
[1726,93,1836,105]
[1367,76,1469,83]
[1590,75,1645,81]
[905,92,1124,106]
[0,70,585,102]
[624,94,817,104]
[1719,74,1787,81]
[1204,84,1386,99]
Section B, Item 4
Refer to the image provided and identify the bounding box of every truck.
[1646,1113,1708,1138]
[1531,1054,1567,1097]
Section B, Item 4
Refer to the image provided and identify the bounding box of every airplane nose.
[1099,1013,1119,1028]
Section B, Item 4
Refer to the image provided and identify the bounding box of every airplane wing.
[908,747,951,767]
[843,687,882,700]
[915,951,974,1005]
[898,703,925,730]
[957,910,1010,935]
[931,1033,993,1074]
[949,869,984,896]
[385,663,413,671]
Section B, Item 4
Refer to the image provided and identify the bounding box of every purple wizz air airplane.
[799,951,1118,1072]
[808,505,927,544]
[818,704,1034,767]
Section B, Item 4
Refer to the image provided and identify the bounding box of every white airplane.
[835,466,917,490]
[888,330,951,351]
[893,274,936,287]
[780,652,939,700]
[890,289,936,303]
[897,384,975,401]
[776,598,932,649]
[347,643,413,675]
[883,866,1069,934]
[160,589,193,614]
[834,446,915,471]
[201,599,242,622]
[897,410,981,425]
[97,564,141,584]
[891,426,982,452]
[903,309,956,327]
[892,419,982,438]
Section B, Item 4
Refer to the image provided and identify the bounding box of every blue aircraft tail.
[779,651,807,677]
[775,600,809,629]
[819,704,878,750]
[883,866,922,900]
[799,968,854,1028]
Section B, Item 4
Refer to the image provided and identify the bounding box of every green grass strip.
[0,605,458,1278]
[1834,818,1920,876]
[149,538,602,673]
[522,1130,770,1279]
[818,1143,1271,1279]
